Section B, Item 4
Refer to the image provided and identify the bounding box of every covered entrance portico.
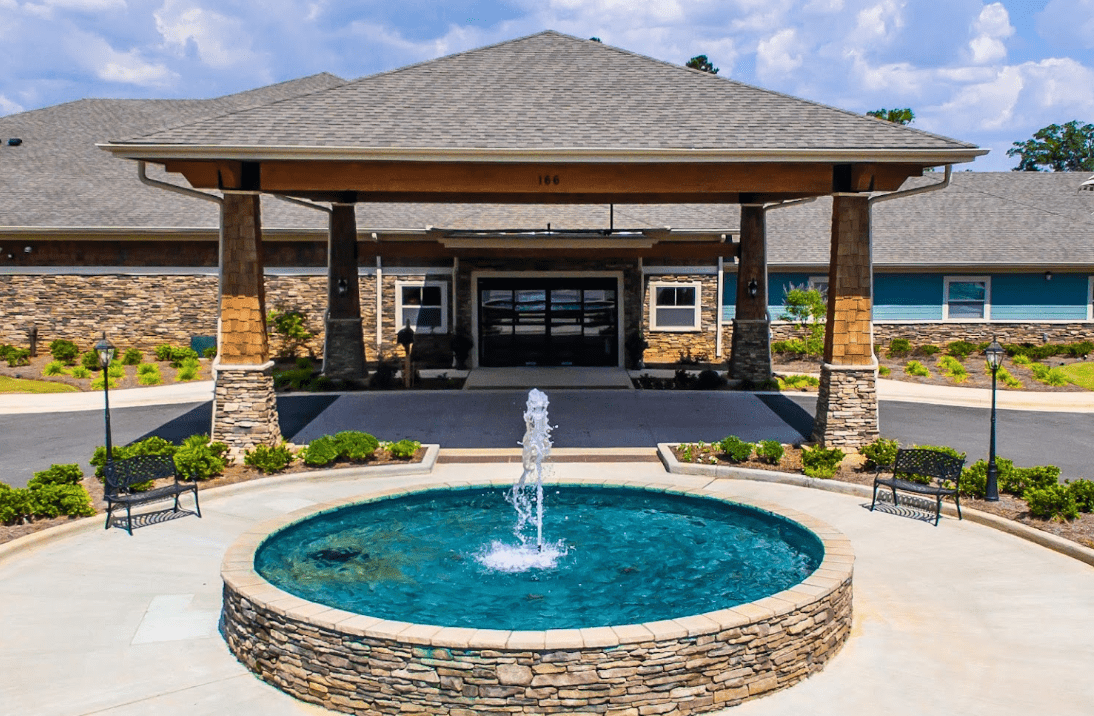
[101,31,984,457]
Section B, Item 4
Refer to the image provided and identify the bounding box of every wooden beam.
[260,161,834,196]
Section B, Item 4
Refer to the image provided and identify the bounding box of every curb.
[0,444,440,563]
[657,443,1094,569]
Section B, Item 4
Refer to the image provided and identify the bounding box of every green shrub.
[1030,362,1068,386]
[801,445,844,479]
[49,339,80,365]
[137,362,158,375]
[301,435,340,467]
[274,367,314,391]
[26,483,95,519]
[1066,479,1094,513]
[154,344,175,361]
[961,456,1021,499]
[917,344,941,356]
[6,347,30,367]
[778,374,819,390]
[696,369,726,390]
[718,436,754,463]
[904,360,930,377]
[996,365,1022,389]
[175,359,200,382]
[107,362,125,379]
[336,431,380,460]
[756,440,784,465]
[1063,341,1094,358]
[771,339,807,356]
[886,338,912,358]
[121,348,142,365]
[90,374,120,390]
[138,369,162,386]
[169,347,200,367]
[81,350,103,371]
[878,365,891,377]
[860,437,899,470]
[0,484,31,524]
[244,443,295,474]
[1012,354,1033,367]
[203,346,217,359]
[1025,484,1079,521]
[173,434,228,481]
[389,439,421,459]
[937,355,968,383]
[91,436,178,482]
[43,360,67,377]
[267,308,313,359]
[1002,464,1060,496]
[28,463,83,487]
[70,365,92,379]
[945,340,976,359]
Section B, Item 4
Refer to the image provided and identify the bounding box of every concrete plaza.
[2,460,1093,715]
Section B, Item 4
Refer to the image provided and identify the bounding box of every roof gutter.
[869,165,951,206]
[104,144,988,165]
[138,161,222,205]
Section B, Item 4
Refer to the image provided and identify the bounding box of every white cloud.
[38,0,126,9]
[154,0,257,69]
[968,2,1013,65]
[68,30,175,87]
[0,94,24,115]
[853,0,905,41]
[757,28,803,78]
[1037,0,1094,51]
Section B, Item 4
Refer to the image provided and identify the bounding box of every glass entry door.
[478,277,618,367]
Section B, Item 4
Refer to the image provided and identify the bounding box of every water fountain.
[220,389,854,715]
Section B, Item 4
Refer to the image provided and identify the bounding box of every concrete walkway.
[2,463,1093,716]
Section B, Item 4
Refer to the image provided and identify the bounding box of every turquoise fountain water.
[253,389,824,631]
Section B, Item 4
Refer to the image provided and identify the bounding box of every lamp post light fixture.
[984,338,1005,502]
[94,333,116,471]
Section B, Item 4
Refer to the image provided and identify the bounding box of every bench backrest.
[893,448,965,486]
[104,454,177,495]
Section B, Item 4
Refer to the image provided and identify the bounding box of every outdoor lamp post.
[984,338,1004,502]
[94,333,116,471]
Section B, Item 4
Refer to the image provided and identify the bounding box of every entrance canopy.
[100,31,984,206]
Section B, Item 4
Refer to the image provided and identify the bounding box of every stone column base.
[212,361,281,461]
[323,317,366,379]
[729,319,772,384]
[812,362,879,448]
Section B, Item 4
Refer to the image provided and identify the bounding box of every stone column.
[212,192,281,457]
[322,203,365,379]
[812,194,879,447]
[729,205,772,384]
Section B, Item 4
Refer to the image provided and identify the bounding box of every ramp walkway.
[463,366,634,389]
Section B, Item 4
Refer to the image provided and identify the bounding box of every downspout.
[272,194,332,215]
[715,255,724,359]
[376,256,383,353]
[869,165,952,206]
[138,161,222,205]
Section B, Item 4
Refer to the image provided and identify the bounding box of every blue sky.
[1,0,1091,171]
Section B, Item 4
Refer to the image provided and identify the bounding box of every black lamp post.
[94,333,116,471]
[984,338,1004,502]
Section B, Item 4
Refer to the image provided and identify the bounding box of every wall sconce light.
[1044,270,1052,281]
[337,278,348,297]
[748,279,759,297]
[23,246,31,254]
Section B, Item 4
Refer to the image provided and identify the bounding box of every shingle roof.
[0,73,345,229]
[766,172,1094,267]
[113,31,978,158]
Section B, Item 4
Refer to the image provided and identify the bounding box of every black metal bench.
[104,454,201,535]
[870,448,965,526]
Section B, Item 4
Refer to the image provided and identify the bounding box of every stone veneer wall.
[211,363,281,454]
[872,322,1094,347]
[811,365,879,447]
[221,483,854,716]
[644,274,719,364]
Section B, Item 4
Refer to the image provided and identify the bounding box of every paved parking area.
[2,462,1093,716]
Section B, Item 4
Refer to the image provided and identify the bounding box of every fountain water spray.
[476,388,564,572]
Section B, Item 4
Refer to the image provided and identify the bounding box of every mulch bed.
[0,353,211,391]
[671,443,1094,550]
[0,447,426,546]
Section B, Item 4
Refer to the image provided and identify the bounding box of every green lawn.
[0,376,80,394]
[1057,362,1094,391]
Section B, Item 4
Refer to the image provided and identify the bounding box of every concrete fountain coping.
[220,476,854,715]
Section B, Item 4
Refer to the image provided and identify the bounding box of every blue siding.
[721,273,737,321]
[991,273,1088,321]
[874,274,944,321]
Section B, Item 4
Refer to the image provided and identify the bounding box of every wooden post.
[323,203,366,379]
[729,204,772,383]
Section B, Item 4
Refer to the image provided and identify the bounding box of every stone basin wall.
[222,574,850,715]
[222,482,854,716]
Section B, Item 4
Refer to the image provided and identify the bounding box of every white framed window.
[396,280,448,334]
[808,275,829,300]
[943,276,990,321]
[651,281,701,331]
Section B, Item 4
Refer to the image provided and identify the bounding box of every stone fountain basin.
[220,478,854,716]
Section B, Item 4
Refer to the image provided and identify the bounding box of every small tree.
[686,55,718,74]
[867,108,915,125]
[267,308,312,359]
[779,286,826,356]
